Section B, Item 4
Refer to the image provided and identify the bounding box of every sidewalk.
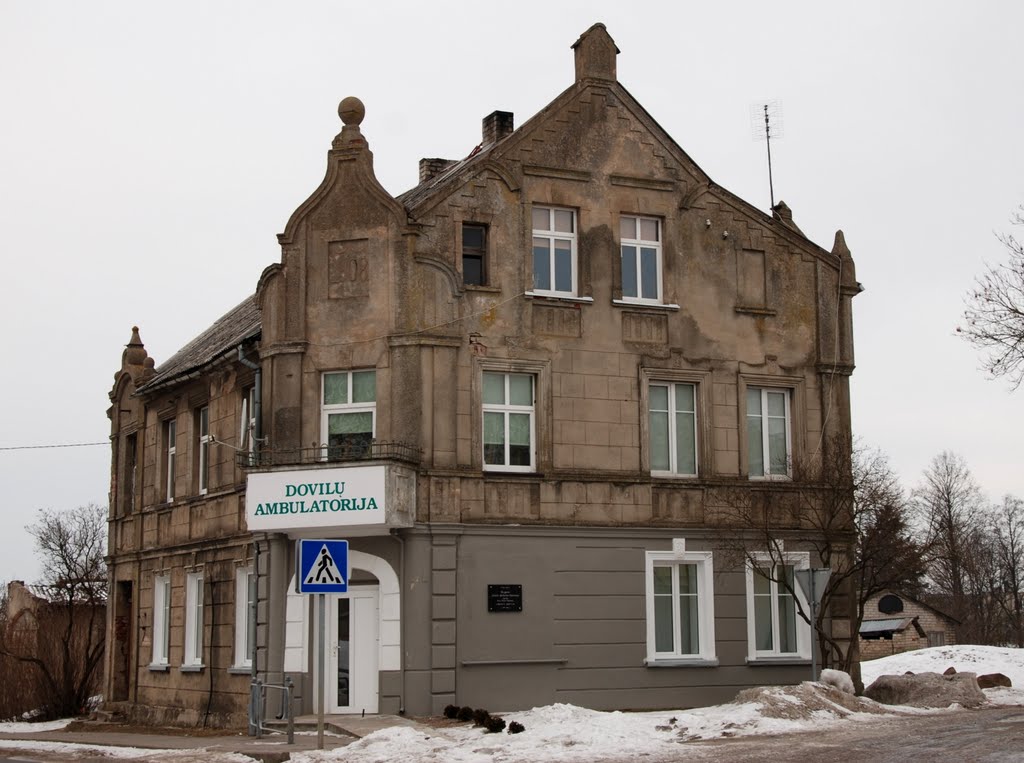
[0,714,432,762]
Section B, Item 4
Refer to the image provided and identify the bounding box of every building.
[859,591,959,660]
[104,24,862,726]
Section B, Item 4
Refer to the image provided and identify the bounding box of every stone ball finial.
[339,97,365,126]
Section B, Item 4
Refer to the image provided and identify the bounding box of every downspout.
[391,529,406,715]
[237,345,262,449]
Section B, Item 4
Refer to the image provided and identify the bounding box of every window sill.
[651,472,699,481]
[524,291,594,304]
[645,657,719,668]
[465,285,502,294]
[148,663,170,672]
[180,664,205,673]
[747,475,792,482]
[228,666,253,675]
[746,656,811,666]
[612,299,680,311]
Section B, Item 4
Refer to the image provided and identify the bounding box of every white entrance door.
[328,586,379,714]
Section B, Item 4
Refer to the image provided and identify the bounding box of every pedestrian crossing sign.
[296,539,349,594]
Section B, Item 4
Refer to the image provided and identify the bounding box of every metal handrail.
[238,440,421,469]
[250,676,294,744]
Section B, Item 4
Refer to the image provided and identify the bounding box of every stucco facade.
[105,24,861,726]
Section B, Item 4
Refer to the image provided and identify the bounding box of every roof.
[860,618,915,635]
[136,295,261,394]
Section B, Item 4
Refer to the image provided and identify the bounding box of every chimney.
[482,111,514,146]
[419,157,458,184]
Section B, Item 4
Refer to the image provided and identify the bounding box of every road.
[677,705,1024,763]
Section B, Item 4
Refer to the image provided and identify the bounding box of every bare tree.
[852,447,926,633]
[717,439,923,687]
[961,206,1024,389]
[992,495,1024,647]
[914,452,986,628]
[0,504,107,719]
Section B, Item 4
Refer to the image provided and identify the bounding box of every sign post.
[794,567,831,682]
[296,539,349,750]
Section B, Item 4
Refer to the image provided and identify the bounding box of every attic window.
[463,224,487,286]
[878,594,904,614]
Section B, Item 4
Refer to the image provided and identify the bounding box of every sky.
[0,645,1021,760]
[1,1,1023,585]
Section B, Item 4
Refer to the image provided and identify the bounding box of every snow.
[0,739,257,762]
[288,645,1024,763]
[0,718,73,733]
[1,646,1019,763]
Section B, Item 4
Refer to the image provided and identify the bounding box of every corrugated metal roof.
[859,617,913,635]
[136,294,261,394]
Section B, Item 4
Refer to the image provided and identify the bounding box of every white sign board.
[246,466,386,531]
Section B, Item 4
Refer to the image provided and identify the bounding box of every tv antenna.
[750,100,783,210]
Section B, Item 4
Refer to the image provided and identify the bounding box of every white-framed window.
[197,406,210,494]
[242,387,257,451]
[165,419,176,502]
[745,552,811,661]
[233,566,255,669]
[649,382,697,477]
[645,543,716,663]
[621,215,662,303]
[746,387,791,479]
[321,370,376,459]
[150,574,170,668]
[531,205,577,296]
[183,572,204,668]
[482,371,535,471]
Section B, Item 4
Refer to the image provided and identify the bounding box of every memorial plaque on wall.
[487,584,523,612]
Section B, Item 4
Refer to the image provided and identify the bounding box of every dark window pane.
[464,255,484,285]
[463,224,487,285]
[463,224,485,250]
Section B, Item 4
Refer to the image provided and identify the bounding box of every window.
[621,215,661,303]
[747,387,791,479]
[233,566,255,669]
[150,574,170,668]
[123,433,137,515]
[321,370,376,459]
[482,371,535,471]
[197,406,210,494]
[183,572,204,668]
[165,419,176,502]
[462,223,487,286]
[649,382,697,476]
[745,553,811,661]
[645,544,716,663]
[531,206,577,296]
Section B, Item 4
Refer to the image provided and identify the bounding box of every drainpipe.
[237,344,262,449]
[391,529,406,715]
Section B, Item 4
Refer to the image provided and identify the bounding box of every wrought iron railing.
[238,440,421,469]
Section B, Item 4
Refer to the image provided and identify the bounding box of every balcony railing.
[238,440,421,469]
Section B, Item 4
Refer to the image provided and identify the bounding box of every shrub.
[472,708,491,726]
[456,706,474,722]
[507,720,525,734]
[443,704,459,719]
[484,716,507,733]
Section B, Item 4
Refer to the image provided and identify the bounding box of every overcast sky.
[1,1,1022,585]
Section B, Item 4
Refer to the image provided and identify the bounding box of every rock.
[943,666,957,675]
[864,672,986,709]
[977,673,1012,689]
[820,669,855,695]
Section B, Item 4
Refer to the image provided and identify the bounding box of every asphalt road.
[677,705,1024,763]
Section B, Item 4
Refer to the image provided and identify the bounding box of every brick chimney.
[419,157,458,184]
[482,111,514,146]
